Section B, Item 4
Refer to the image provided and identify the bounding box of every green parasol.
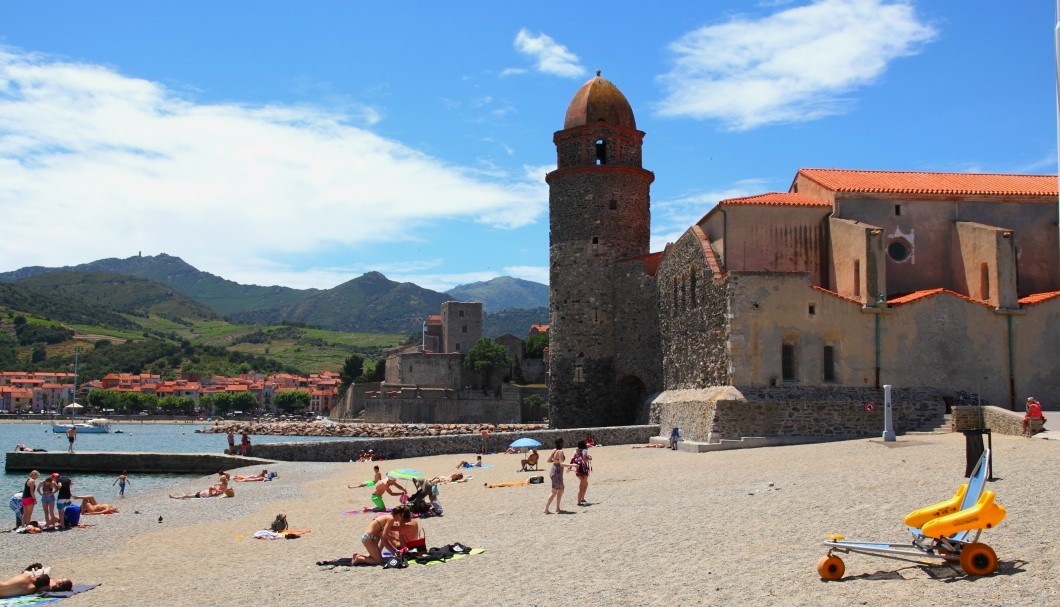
[387,468,425,480]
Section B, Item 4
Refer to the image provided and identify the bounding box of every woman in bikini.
[543,438,576,515]
[20,471,38,527]
[36,474,59,529]
[351,505,418,565]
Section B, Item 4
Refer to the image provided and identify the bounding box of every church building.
[547,73,1060,438]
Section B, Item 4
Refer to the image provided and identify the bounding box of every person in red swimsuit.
[1023,396,1047,436]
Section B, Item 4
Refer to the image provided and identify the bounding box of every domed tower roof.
[563,70,636,130]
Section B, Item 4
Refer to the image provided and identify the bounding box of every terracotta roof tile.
[1018,291,1060,306]
[720,192,830,207]
[888,288,991,308]
[799,169,1058,197]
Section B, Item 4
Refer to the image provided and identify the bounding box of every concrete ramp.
[5,451,274,474]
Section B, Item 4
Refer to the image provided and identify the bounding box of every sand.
[2,432,1058,607]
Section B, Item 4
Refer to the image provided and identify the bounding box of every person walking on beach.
[20,471,39,527]
[572,440,592,506]
[65,426,76,453]
[113,472,130,497]
[544,438,575,514]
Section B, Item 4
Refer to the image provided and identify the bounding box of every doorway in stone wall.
[615,374,646,425]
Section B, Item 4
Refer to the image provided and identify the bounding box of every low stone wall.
[364,384,522,424]
[652,386,944,442]
[252,425,659,461]
[4,451,273,474]
[953,405,1025,436]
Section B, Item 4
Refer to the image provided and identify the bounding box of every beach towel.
[340,507,393,516]
[316,545,483,568]
[485,480,532,488]
[253,529,311,540]
[0,583,98,606]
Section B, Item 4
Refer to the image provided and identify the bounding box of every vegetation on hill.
[447,276,549,312]
[0,282,137,329]
[482,307,550,338]
[16,271,219,323]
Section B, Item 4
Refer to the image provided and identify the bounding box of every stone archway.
[614,374,646,425]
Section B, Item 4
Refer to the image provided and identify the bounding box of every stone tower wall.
[441,301,482,355]
[548,120,654,428]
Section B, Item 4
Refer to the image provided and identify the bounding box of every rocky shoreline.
[198,420,549,438]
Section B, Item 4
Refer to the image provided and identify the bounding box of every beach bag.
[63,504,81,528]
[573,451,590,476]
[383,550,408,569]
[270,514,288,532]
[528,476,544,484]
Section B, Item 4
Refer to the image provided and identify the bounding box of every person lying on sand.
[350,466,383,489]
[78,496,119,514]
[632,444,666,449]
[456,456,483,469]
[168,487,235,500]
[428,472,464,484]
[234,469,272,482]
[351,505,417,566]
[0,565,72,598]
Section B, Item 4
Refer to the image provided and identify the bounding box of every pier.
[4,451,274,474]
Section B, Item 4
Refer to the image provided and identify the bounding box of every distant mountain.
[16,271,219,322]
[230,272,451,333]
[482,307,549,339]
[0,281,138,329]
[447,276,549,312]
[0,254,316,316]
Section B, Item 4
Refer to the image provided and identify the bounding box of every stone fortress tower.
[547,71,655,427]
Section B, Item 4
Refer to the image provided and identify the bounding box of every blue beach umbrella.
[387,468,425,480]
[509,437,542,449]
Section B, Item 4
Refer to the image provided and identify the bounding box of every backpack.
[572,451,590,476]
[270,514,288,532]
[528,476,544,484]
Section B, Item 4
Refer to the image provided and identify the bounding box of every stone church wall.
[613,257,662,397]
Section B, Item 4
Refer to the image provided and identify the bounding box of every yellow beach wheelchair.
[819,449,1005,579]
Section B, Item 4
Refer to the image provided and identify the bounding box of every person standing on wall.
[65,427,76,454]
[227,429,236,454]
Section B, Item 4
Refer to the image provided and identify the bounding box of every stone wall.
[952,405,1025,436]
[652,385,944,442]
[613,255,662,423]
[657,229,731,390]
[364,384,521,424]
[5,451,271,474]
[252,425,659,461]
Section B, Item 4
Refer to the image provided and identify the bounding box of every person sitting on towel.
[456,456,483,469]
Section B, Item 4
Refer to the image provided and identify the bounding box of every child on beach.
[350,466,383,489]
[113,472,130,497]
[368,478,407,512]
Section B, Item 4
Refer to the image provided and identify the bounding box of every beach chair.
[818,449,1005,580]
[521,452,540,471]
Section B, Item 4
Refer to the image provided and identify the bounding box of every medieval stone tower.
[547,71,655,428]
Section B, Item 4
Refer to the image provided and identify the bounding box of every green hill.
[16,271,220,323]
[483,307,549,338]
[0,253,317,316]
[447,276,549,312]
[0,282,137,329]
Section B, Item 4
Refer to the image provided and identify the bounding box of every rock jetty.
[198,421,548,438]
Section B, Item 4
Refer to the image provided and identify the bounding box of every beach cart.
[818,449,1005,580]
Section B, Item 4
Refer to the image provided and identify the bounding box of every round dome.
[563,71,636,130]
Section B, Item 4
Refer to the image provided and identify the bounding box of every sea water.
[0,422,355,501]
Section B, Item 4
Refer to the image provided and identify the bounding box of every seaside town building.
[0,370,340,414]
[547,73,1060,438]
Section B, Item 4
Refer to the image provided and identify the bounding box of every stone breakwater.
[199,421,548,438]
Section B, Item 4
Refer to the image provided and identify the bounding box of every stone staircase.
[903,413,954,435]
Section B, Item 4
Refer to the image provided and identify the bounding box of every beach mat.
[0,583,98,606]
[317,545,483,568]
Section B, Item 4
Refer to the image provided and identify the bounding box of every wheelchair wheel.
[959,543,997,576]
[817,555,845,581]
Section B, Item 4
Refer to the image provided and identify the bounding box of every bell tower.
[546,71,654,427]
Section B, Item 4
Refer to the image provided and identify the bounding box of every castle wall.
[442,301,481,355]
[657,228,731,390]
[613,256,661,395]
[386,351,464,390]
[364,384,521,424]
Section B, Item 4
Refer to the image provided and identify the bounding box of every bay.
[0,422,356,503]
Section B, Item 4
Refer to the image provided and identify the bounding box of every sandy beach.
[2,431,1057,607]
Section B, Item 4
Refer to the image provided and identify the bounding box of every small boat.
[52,418,113,434]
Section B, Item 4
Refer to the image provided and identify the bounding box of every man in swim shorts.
[369,477,406,511]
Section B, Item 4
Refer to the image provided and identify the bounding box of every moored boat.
[52,418,113,434]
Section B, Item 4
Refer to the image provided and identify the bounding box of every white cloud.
[656,0,936,130]
[0,48,547,286]
[504,265,549,285]
[512,29,585,78]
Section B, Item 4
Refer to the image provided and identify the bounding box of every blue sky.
[0,1,1055,291]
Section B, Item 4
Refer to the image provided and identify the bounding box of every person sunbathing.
[456,456,483,469]
[234,469,272,482]
[168,487,235,500]
[78,496,119,514]
[0,566,73,598]
[428,472,464,484]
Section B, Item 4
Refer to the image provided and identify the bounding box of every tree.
[159,395,195,415]
[31,345,47,363]
[340,354,365,389]
[274,390,311,414]
[232,391,259,412]
[464,338,512,388]
[525,332,549,358]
